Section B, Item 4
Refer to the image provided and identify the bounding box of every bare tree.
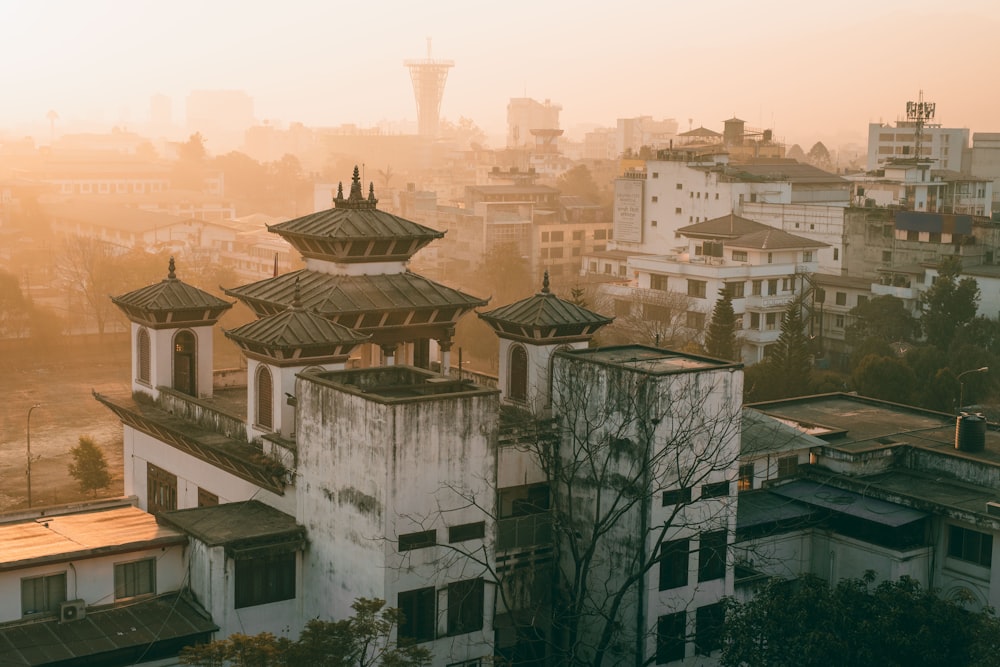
[421,350,744,666]
[593,286,702,351]
[57,236,124,337]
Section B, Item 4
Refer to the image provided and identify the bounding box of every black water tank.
[955,413,987,452]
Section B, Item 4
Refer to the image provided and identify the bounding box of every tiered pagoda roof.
[224,280,370,365]
[478,273,612,343]
[112,257,233,328]
[267,166,444,263]
[226,167,487,348]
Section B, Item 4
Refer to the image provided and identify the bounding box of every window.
[948,525,993,567]
[551,231,564,242]
[726,282,745,298]
[676,183,683,190]
[675,207,682,215]
[115,557,156,600]
[695,603,725,655]
[652,196,659,203]
[701,481,730,499]
[835,314,845,328]
[449,522,486,543]
[572,247,580,256]
[541,232,549,242]
[834,248,839,261]
[731,250,747,262]
[782,277,791,292]
[615,300,631,317]
[751,280,762,296]
[765,313,777,330]
[882,250,892,263]
[698,530,726,582]
[235,552,296,608]
[198,487,219,507]
[659,539,690,590]
[147,463,177,514]
[572,230,583,241]
[686,311,706,329]
[448,578,485,636]
[137,328,150,383]
[398,587,434,644]
[652,172,659,178]
[173,330,197,396]
[550,247,564,259]
[737,464,754,491]
[687,280,707,299]
[594,229,607,240]
[767,279,778,296]
[749,313,760,330]
[21,573,67,616]
[767,252,773,264]
[777,455,798,478]
[657,612,686,664]
[662,487,692,506]
[651,220,658,227]
[645,303,671,322]
[399,530,437,551]
[256,365,273,429]
[650,274,668,291]
[857,295,868,307]
[835,291,847,306]
[509,345,528,402]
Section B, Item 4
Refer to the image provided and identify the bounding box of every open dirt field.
[0,335,130,511]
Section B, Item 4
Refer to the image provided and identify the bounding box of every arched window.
[509,345,528,403]
[547,344,572,407]
[172,330,197,396]
[137,328,151,383]
[256,365,273,430]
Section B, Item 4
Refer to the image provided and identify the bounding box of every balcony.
[744,294,792,309]
[871,283,916,300]
[742,328,781,345]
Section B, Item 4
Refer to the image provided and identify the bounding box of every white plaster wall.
[144,323,215,399]
[0,545,185,623]
[294,374,498,666]
[125,426,293,515]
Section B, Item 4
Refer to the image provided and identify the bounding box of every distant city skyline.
[1,0,997,149]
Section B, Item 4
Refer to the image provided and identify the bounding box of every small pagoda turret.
[112,257,233,400]
[479,272,612,414]
[224,279,370,441]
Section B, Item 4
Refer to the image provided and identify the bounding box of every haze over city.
[2,0,999,146]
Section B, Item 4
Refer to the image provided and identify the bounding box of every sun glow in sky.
[1,0,997,147]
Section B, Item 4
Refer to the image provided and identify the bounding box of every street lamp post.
[26,403,41,508]
[958,367,989,414]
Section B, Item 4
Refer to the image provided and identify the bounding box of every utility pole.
[26,403,41,508]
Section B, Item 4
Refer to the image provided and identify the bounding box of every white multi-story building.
[866,121,969,171]
[507,98,561,149]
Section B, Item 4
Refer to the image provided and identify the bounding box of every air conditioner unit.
[59,599,86,623]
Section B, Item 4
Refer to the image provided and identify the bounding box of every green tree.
[921,259,980,350]
[179,598,431,667]
[68,436,111,497]
[752,300,812,400]
[807,141,832,167]
[850,354,917,404]
[846,295,919,348]
[722,573,1000,667]
[705,288,738,361]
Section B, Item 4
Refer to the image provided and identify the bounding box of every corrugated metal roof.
[112,258,233,313]
[225,306,369,350]
[0,506,185,570]
[0,593,216,666]
[158,500,303,547]
[226,269,487,315]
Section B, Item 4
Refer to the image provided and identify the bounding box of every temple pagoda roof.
[478,272,612,343]
[111,257,233,328]
[267,166,443,263]
[224,280,370,364]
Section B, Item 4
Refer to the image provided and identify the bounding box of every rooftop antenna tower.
[404,38,454,138]
[906,90,935,161]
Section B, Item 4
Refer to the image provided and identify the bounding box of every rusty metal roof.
[0,592,216,666]
[111,257,232,321]
[226,269,487,316]
[478,273,611,340]
[0,506,185,572]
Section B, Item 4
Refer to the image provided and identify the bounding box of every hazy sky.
[1,0,997,148]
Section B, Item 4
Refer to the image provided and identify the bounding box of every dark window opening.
[698,530,727,582]
[398,587,435,644]
[448,578,485,636]
[399,530,437,551]
[147,464,177,514]
[659,539,690,590]
[449,522,486,543]
[235,552,296,608]
[115,558,156,600]
[21,573,67,617]
[657,612,686,664]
